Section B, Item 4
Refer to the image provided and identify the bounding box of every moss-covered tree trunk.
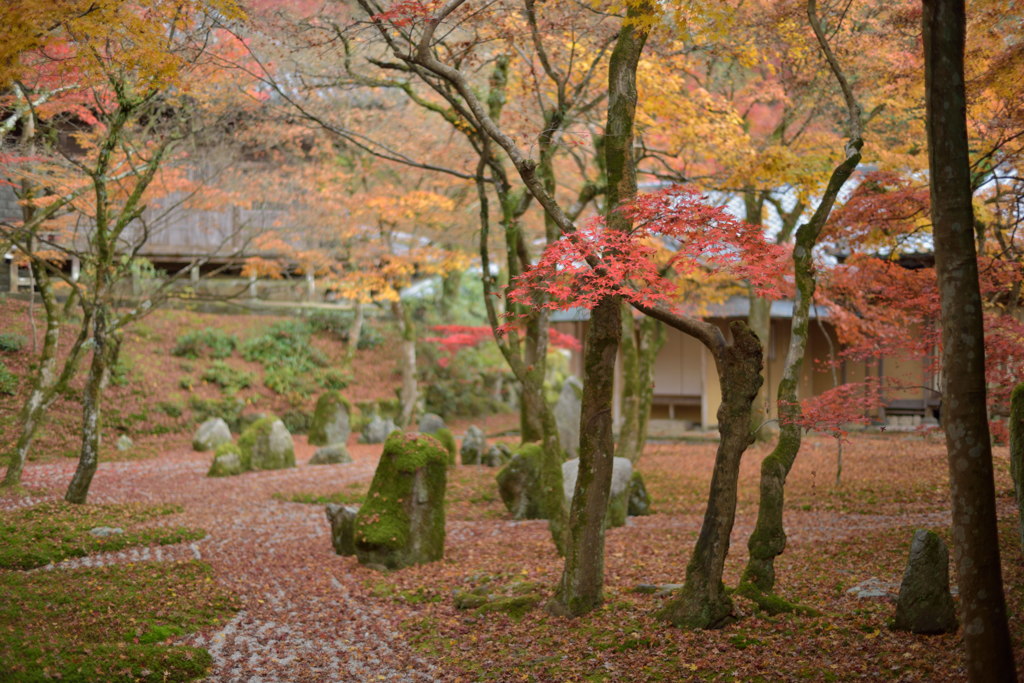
[345,300,364,365]
[747,294,772,440]
[550,6,648,616]
[742,136,863,596]
[392,299,418,427]
[1010,383,1024,555]
[655,322,762,628]
[617,309,665,463]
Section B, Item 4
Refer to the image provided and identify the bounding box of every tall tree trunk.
[1010,383,1024,555]
[345,300,364,365]
[549,4,649,616]
[634,316,665,458]
[656,322,762,628]
[743,188,773,443]
[617,309,665,463]
[392,299,418,427]
[923,1,1016,679]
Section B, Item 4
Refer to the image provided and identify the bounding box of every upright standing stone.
[193,418,232,452]
[308,391,351,446]
[627,471,652,516]
[562,456,633,527]
[354,432,447,569]
[239,417,295,471]
[361,415,398,444]
[496,444,544,519]
[554,377,582,458]
[326,504,359,556]
[892,529,958,634]
[461,425,487,466]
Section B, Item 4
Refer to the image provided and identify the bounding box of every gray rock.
[89,526,124,537]
[554,377,582,458]
[355,433,447,569]
[326,504,359,556]
[482,442,512,467]
[846,577,899,599]
[308,392,351,446]
[309,443,352,465]
[192,418,232,452]
[361,415,398,444]
[496,445,544,519]
[460,426,487,466]
[418,413,446,434]
[562,456,632,527]
[116,435,133,452]
[241,417,295,471]
[893,530,958,634]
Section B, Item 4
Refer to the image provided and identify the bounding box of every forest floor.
[2,299,1024,681]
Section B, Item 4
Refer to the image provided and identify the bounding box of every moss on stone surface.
[238,415,294,471]
[354,432,447,569]
[496,444,545,520]
[207,442,244,477]
[473,593,541,619]
[238,415,276,461]
[308,391,351,446]
[433,428,457,466]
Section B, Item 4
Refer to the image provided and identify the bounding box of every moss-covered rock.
[460,425,487,465]
[483,442,512,467]
[238,416,295,471]
[193,418,232,452]
[308,391,351,446]
[354,432,447,569]
[496,444,545,519]
[207,442,244,477]
[627,470,652,516]
[432,428,457,466]
[309,443,352,465]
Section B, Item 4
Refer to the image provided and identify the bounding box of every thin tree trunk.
[656,322,762,628]
[392,299,417,427]
[924,1,1016,678]
[65,312,114,504]
[634,316,665,459]
[616,306,642,463]
[345,299,364,365]
[747,294,772,440]
[549,5,649,615]
[1010,383,1024,555]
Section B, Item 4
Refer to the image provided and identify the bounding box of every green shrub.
[0,361,17,395]
[306,310,352,339]
[240,320,312,365]
[264,365,314,399]
[189,396,244,432]
[282,408,313,435]
[201,361,254,393]
[109,356,133,387]
[0,332,27,352]
[315,367,350,390]
[156,401,184,418]
[418,336,510,418]
[172,328,237,359]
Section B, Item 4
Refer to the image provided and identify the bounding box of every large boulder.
[562,456,633,528]
[892,529,958,634]
[354,432,448,569]
[460,425,487,466]
[554,377,582,458]
[496,444,545,519]
[308,392,351,446]
[361,415,398,444]
[326,504,359,556]
[239,416,295,471]
[309,443,352,465]
[418,413,446,434]
[207,442,244,477]
[193,418,232,452]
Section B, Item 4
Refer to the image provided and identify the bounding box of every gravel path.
[9,439,443,682]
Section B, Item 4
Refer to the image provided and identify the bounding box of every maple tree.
[0,0,253,500]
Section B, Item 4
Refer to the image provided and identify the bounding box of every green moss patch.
[0,502,205,570]
[0,560,240,682]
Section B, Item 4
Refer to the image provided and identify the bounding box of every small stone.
[846,577,899,599]
[325,504,359,556]
[309,443,352,465]
[460,426,487,466]
[418,413,446,434]
[361,415,398,444]
[892,529,958,634]
[482,443,512,468]
[116,435,133,452]
[89,526,124,537]
[192,418,232,452]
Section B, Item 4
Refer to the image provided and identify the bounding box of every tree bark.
[392,299,418,427]
[656,322,762,628]
[1010,383,1024,555]
[923,1,1016,679]
[345,299,364,365]
[617,309,665,463]
[549,3,649,616]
